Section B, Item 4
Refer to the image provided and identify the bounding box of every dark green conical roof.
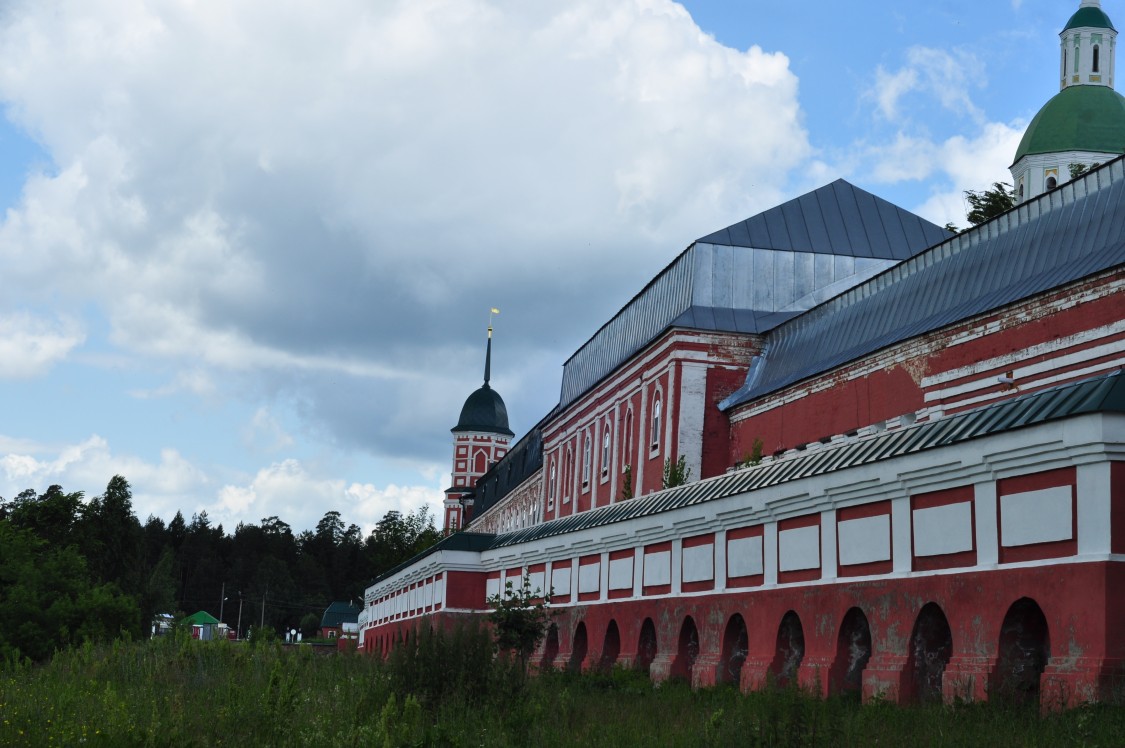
[1013,85,1125,164]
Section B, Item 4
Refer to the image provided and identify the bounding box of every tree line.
[0,475,441,661]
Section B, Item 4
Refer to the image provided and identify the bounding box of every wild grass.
[2,628,1124,747]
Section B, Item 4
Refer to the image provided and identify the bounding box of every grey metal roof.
[721,156,1125,411]
[490,370,1125,549]
[558,181,950,409]
[469,425,544,519]
[697,179,951,258]
[370,532,497,587]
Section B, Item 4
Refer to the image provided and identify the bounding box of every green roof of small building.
[1063,6,1115,32]
[1013,84,1125,164]
[183,610,219,626]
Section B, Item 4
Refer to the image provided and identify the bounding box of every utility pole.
[236,593,244,640]
[260,584,268,629]
[219,582,226,623]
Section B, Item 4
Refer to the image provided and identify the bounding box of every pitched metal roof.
[321,601,360,628]
[721,156,1125,411]
[558,180,949,409]
[469,425,544,519]
[696,179,951,259]
[490,371,1124,549]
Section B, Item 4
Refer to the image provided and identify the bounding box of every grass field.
[2,628,1124,747]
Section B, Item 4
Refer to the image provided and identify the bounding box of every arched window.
[601,424,611,476]
[1046,175,1057,190]
[623,409,634,470]
[548,460,557,505]
[563,447,574,502]
[1094,45,1100,73]
[651,394,662,448]
[1019,183,1025,201]
[582,432,592,485]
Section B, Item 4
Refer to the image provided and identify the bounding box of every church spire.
[483,307,499,388]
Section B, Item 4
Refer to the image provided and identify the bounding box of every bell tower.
[443,311,514,533]
[1011,1,1125,203]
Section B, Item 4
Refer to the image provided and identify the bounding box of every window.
[582,433,592,485]
[548,460,557,507]
[563,448,574,503]
[1046,176,1057,190]
[1018,183,1024,201]
[651,395,662,448]
[1094,45,1100,73]
[601,426,611,476]
[623,409,634,470]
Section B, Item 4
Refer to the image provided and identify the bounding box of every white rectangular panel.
[485,577,500,600]
[424,581,434,606]
[778,525,820,571]
[527,571,546,597]
[837,514,891,566]
[682,543,714,583]
[433,579,444,606]
[551,566,571,597]
[727,536,764,577]
[578,562,600,594]
[643,550,671,586]
[1001,486,1073,547]
[913,502,973,557]
[608,557,634,590]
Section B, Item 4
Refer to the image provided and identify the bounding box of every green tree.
[487,572,551,670]
[965,182,1016,225]
[662,456,691,489]
[620,464,634,500]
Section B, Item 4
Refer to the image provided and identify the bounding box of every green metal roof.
[1013,85,1125,164]
[183,610,219,626]
[320,601,360,628]
[1063,6,1115,31]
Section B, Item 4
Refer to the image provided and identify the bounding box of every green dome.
[1063,6,1115,32]
[1013,85,1125,164]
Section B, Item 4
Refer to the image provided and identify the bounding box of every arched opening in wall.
[720,614,749,685]
[651,395,662,448]
[1094,44,1101,73]
[906,602,953,704]
[769,611,805,688]
[623,409,634,470]
[1047,176,1058,190]
[474,450,488,474]
[601,426,611,477]
[829,608,872,697]
[582,432,592,485]
[993,598,1050,704]
[636,618,658,675]
[569,622,588,672]
[599,620,621,672]
[671,616,700,682]
[541,623,559,670]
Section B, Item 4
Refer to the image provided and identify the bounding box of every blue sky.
[0,0,1100,534]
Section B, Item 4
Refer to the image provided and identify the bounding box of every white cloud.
[212,459,443,535]
[242,407,295,453]
[0,0,812,466]
[908,122,1026,227]
[0,311,84,378]
[0,434,209,521]
[872,47,985,124]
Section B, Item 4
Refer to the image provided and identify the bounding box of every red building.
[360,2,1125,709]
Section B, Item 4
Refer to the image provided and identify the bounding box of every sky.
[0,0,1095,535]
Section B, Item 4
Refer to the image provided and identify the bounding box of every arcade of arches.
[526,592,1063,705]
